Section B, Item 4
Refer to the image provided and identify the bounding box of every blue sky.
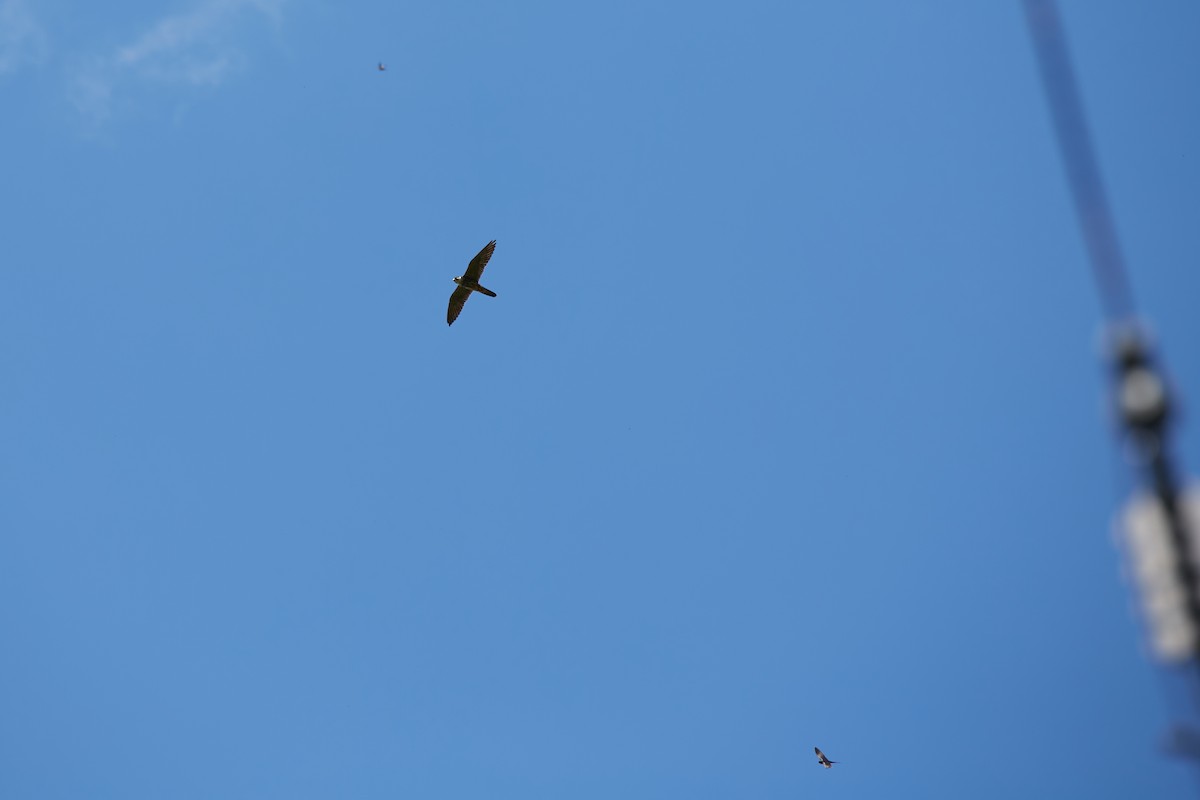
[3,1,1200,797]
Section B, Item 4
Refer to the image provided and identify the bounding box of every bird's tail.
[476,285,497,298]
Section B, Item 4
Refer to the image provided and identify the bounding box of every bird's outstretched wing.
[462,240,496,282]
[447,285,472,325]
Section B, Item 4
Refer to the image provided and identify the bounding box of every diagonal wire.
[1022,0,1138,323]
[1023,6,1200,751]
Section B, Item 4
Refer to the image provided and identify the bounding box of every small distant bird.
[814,747,838,769]
[447,240,499,325]
[378,62,386,71]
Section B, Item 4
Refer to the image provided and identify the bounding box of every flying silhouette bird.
[446,240,498,325]
[814,747,838,769]
[377,62,386,71]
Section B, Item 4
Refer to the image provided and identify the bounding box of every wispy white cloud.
[71,0,285,125]
[0,0,47,76]
[114,0,282,78]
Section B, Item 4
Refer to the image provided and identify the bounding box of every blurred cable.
[1022,0,1136,323]
[1022,0,1200,754]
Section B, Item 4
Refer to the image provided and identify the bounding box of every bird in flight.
[447,240,499,325]
[814,747,838,769]
[378,62,386,71]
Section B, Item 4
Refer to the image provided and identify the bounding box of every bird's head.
[452,276,463,285]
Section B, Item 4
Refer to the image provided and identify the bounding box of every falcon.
[447,240,499,325]
[814,747,838,769]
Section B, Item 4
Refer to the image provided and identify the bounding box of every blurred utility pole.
[1021,0,1200,768]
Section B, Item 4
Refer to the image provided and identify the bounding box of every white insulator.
[1121,487,1200,662]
